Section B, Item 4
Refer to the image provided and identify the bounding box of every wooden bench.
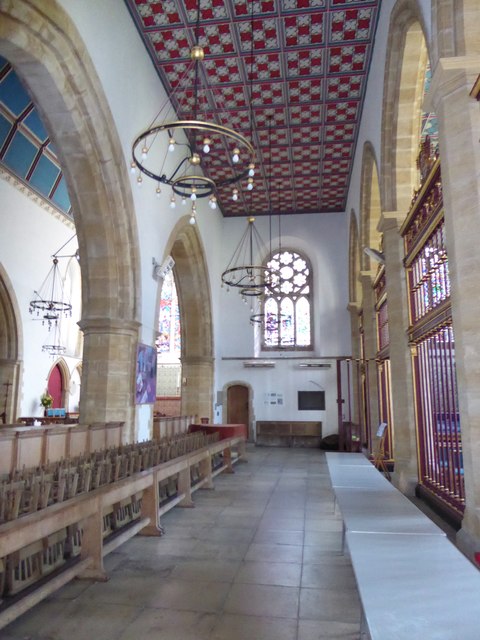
[0,432,246,630]
[256,421,322,447]
[325,452,480,639]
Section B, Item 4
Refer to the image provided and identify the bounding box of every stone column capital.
[378,211,404,233]
[359,270,376,283]
[78,317,141,337]
[181,355,215,365]
[426,55,480,111]
[347,301,361,314]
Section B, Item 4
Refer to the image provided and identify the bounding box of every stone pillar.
[0,360,21,423]
[181,356,214,422]
[78,318,140,443]
[429,56,480,556]
[379,212,418,495]
[360,271,380,444]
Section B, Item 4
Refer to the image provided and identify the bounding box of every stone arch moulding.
[360,141,382,272]
[348,210,362,306]
[0,263,23,423]
[168,218,214,420]
[0,0,142,428]
[381,0,431,216]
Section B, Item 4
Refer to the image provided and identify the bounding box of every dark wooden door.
[227,384,250,439]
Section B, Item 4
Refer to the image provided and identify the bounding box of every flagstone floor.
[4,445,362,640]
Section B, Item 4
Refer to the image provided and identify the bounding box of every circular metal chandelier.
[221,217,277,297]
[29,257,72,329]
[130,10,256,225]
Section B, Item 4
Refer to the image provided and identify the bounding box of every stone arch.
[167,219,214,420]
[0,264,22,422]
[348,211,362,306]
[360,142,382,271]
[0,1,141,429]
[381,0,430,216]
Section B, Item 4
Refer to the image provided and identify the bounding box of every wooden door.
[47,364,63,408]
[227,384,250,439]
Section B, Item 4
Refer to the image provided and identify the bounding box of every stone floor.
[3,445,362,640]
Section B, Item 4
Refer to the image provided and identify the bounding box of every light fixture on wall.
[130,0,256,225]
[363,247,385,265]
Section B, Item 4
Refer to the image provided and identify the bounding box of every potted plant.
[40,391,53,416]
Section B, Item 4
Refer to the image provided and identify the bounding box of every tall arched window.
[263,249,312,350]
[156,270,182,413]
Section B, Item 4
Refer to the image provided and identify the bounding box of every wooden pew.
[0,430,245,630]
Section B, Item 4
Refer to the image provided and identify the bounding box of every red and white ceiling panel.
[125,0,380,217]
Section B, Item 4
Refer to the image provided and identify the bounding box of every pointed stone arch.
[166,219,214,420]
[0,264,22,422]
[348,211,362,306]
[47,357,70,409]
[0,0,141,432]
[381,0,430,215]
[360,142,382,271]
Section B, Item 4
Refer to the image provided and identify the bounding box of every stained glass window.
[157,270,181,358]
[263,249,312,349]
[421,63,438,151]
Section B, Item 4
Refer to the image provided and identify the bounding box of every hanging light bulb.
[189,203,197,225]
[232,188,239,201]
[182,196,187,205]
[232,147,240,163]
[137,175,143,187]
[141,146,148,160]
[170,195,176,208]
[247,177,254,191]
[190,186,197,201]
[209,195,217,209]
[130,161,136,175]
[156,186,161,198]
[203,137,211,153]
[168,137,175,152]
[248,163,255,177]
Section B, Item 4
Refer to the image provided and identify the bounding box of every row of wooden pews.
[0,428,246,629]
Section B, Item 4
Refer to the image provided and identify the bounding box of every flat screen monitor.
[298,390,325,411]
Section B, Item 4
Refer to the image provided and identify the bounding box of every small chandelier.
[29,234,76,330]
[130,1,256,225]
[29,257,72,329]
[221,217,277,299]
[42,320,66,356]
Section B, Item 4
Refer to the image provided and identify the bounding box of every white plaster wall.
[214,212,351,436]
[0,177,80,417]
[216,213,350,358]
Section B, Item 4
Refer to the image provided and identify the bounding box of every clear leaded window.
[263,249,312,349]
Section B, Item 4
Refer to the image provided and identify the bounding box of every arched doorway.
[227,384,251,440]
[47,364,64,409]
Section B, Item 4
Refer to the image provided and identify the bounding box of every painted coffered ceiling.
[125,0,381,218]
